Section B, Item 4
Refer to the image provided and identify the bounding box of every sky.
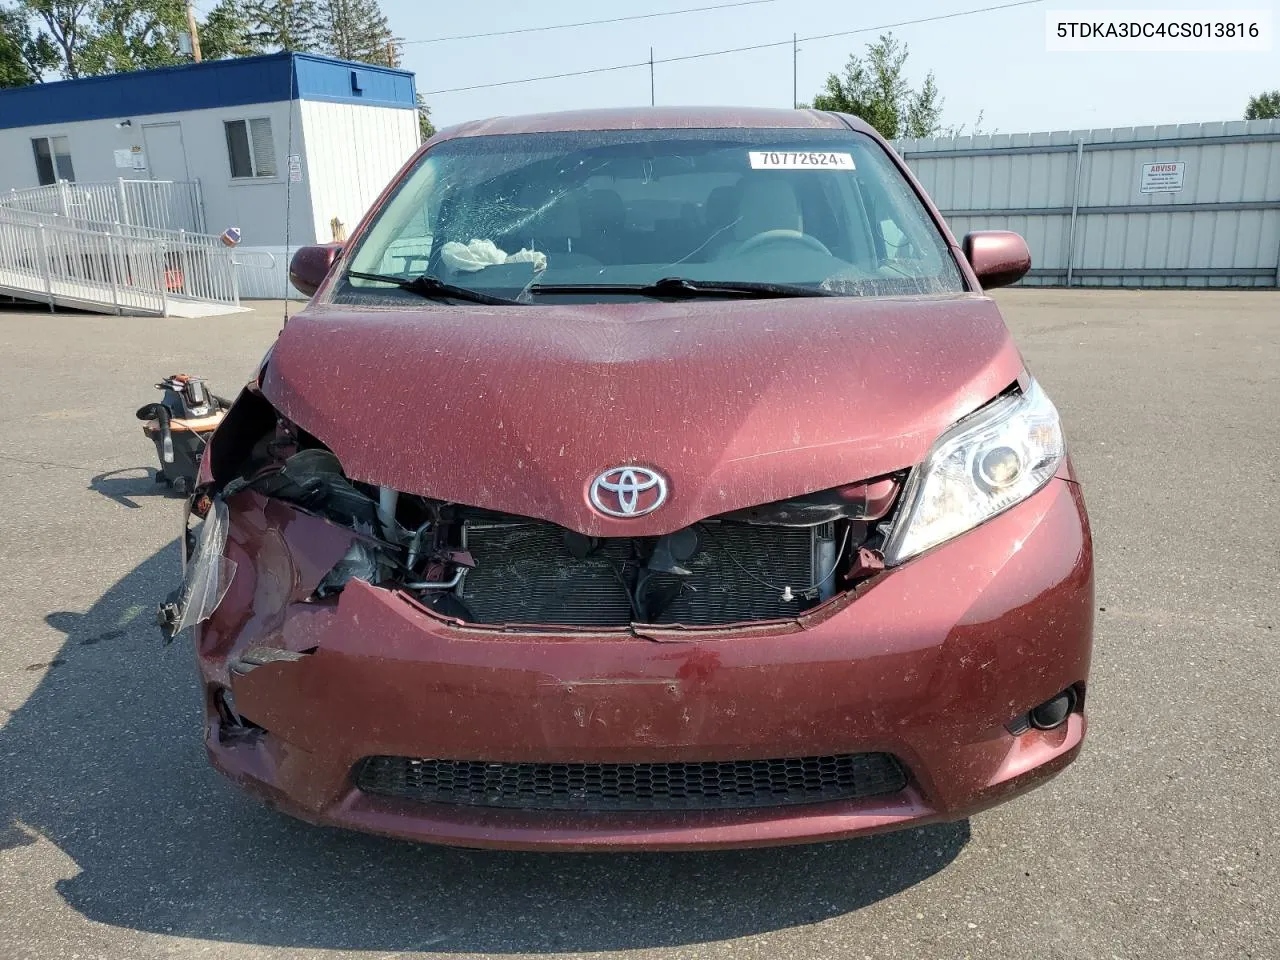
[379,0,1278,134]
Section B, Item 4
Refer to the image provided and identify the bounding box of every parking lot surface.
[0,289,1277,960]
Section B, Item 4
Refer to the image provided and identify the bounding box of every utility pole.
[792,33,797,108]
[649,47,655,106]
[185,0,203,63]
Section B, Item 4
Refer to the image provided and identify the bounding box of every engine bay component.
[454,512,851,627]
[716,477,901,526]
[225,448,380,534]
[647,527,702,576]
[189,389,899,633]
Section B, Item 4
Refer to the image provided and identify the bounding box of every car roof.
[436,106,879,140]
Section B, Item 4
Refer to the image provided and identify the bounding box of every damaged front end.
[163,383,904,643]
[159,365,1091,852]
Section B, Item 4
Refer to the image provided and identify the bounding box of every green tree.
[1246,90,1280,120]
[319,0,396,65]
[0,3,58,86]
[20,0,95,78]
[79,0,187,75]
[416,92,434,142]
[241,0,321,52]
[809,32,945,140]
[199,0,266,60]
[19,0,195,79]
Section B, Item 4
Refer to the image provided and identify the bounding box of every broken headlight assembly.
[881,379,1065,566]
[158,497,237,639]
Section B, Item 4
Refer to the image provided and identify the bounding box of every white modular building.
[0,52,421,303]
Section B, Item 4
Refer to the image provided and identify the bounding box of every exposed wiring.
[605,555,644,620]
[422,0,1047,95]
[634,567,699,622]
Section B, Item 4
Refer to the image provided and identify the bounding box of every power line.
[426,58,655,95]
[401,0,780,46]
[422,0,1046,96]
[800,0,1042,46]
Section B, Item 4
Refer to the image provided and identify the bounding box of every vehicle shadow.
[0,541,968,954]
[88,466,176,509]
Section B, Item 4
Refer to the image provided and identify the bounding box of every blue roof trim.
[295,56,417,110]
[0,53,415,131]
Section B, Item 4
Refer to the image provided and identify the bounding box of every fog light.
[1029,688,1077,730]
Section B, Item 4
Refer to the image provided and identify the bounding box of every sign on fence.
[1140,161,1186,194]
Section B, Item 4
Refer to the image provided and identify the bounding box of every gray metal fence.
[896,119,1280,287]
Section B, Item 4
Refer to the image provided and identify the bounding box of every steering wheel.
[728,229,833,258]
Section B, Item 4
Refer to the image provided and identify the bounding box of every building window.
[32,136,75,185]
[224,118,277,179]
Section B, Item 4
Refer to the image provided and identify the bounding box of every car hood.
[261,295,1024,536]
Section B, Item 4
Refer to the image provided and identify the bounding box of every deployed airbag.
[440,238,547,274]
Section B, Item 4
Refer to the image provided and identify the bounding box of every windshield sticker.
[749,151,855,170]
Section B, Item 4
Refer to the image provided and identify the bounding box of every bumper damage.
[195,476,1092,851]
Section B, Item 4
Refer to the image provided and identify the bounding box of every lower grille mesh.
[355,753,907,811]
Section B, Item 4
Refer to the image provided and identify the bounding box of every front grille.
[457,516,824,627]
[355,753,907,811]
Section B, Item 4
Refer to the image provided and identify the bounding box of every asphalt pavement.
[0,289,1276,960]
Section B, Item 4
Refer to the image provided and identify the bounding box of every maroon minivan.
[178,107,1092,850]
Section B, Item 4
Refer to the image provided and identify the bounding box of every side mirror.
[288,244,344,297]
[962,231,1031,289]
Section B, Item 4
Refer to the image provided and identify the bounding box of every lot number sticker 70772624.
[749,151,855,170]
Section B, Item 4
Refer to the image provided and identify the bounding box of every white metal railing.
[231,249,278,300]
[3,203,217,251]
[123,178,206,233]
[0,210,168,315]
[4,178,205,234]
[0,179,244,312]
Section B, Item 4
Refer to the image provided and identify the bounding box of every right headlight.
[882,379,1065,566]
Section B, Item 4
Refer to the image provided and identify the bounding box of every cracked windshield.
[340,128,963,302]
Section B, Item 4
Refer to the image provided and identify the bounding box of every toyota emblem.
[589,466,668,518]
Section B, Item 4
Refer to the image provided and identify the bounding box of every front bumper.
[196,478,1092,851]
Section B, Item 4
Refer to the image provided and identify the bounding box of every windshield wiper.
[527,277,835,300]
[347,270,522,306]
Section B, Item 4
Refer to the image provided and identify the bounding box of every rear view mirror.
[962,231,1031,289]
[288,244,344,297]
